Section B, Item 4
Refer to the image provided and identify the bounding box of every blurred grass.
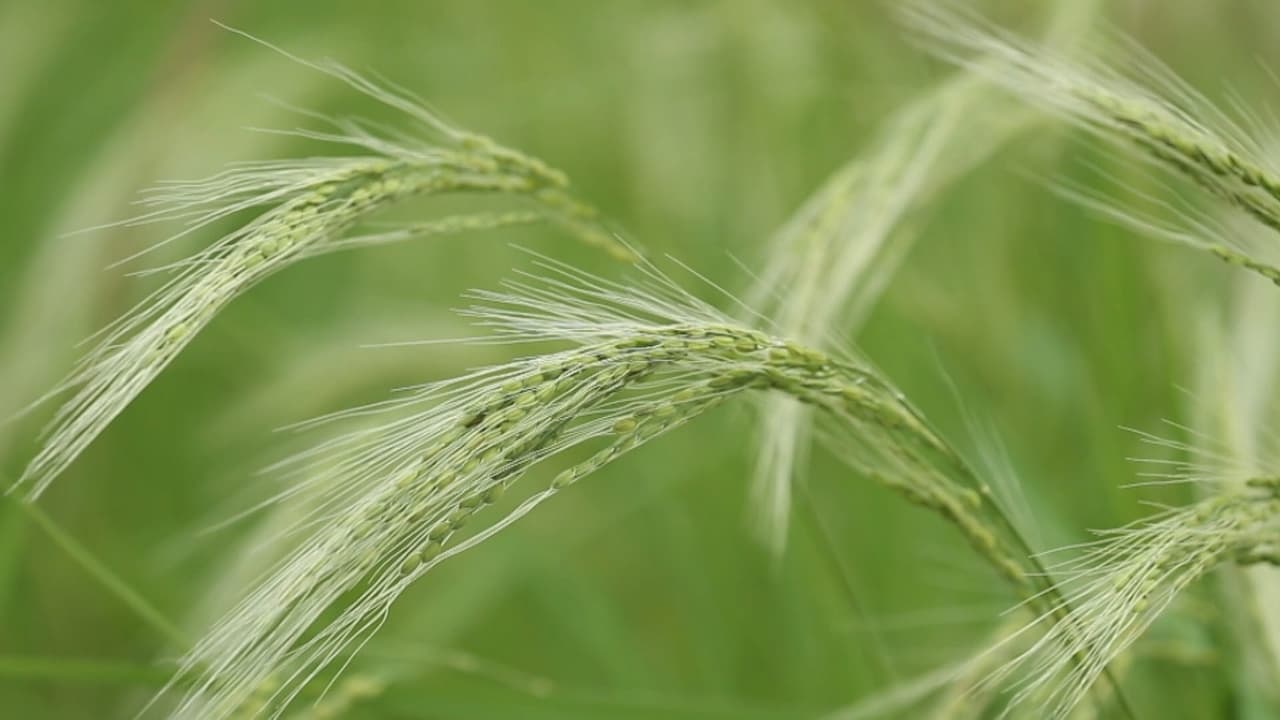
[2,1,1280,718]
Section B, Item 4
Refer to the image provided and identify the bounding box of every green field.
[2,2,1279,718]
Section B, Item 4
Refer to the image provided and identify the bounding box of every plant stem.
[0,653,171,686]
[6,493,188,649]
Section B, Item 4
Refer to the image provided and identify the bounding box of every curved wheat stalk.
[13,36,632,500]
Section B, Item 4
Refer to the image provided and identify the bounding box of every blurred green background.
[3,1,1280,717]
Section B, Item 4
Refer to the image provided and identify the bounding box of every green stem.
[0,654,171,686]
[9,495,188,649]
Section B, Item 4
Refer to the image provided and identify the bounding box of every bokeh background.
[3,1,1280,717]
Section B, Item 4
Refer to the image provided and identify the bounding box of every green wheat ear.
[12,29,633,500]
[902,1,1280,283]
[164,259,1030,719]
[986,481,1279,720]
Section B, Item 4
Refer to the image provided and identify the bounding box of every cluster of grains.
[987,479,1280,720]
[1081,90,1280,236]
[904,1,1280,283]
[16,63,631,499]
[165,265,1028,719]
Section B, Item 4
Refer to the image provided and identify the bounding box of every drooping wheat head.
[14,38,632,500]
[164,258,1027,718]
